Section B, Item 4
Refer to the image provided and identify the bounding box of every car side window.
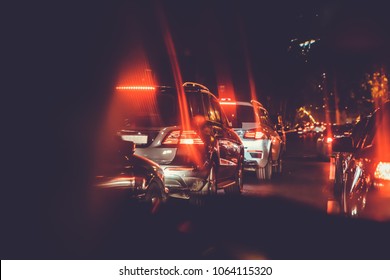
[259,108,271,126]
[202,93,214,121]
[220,105,231,127]
[186,92,205,118]
[203,94,221,123]
[210,97,222,123]
[361,115,376,148]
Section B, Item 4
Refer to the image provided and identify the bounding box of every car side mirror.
[332,137,354,153]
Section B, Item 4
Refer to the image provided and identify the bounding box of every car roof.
[235,100,267,111]
[158,82,219,100]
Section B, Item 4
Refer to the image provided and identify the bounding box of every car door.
[259,107,282,161]
[207,95,241,181]
[342,114,376,215]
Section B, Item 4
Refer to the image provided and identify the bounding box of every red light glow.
[156,3,203,166]
[162,130,204,145]
[116,86,155,90]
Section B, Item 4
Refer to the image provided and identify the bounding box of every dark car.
[316,123,354,160]
[115,82,244,201]
[331,115,372,196]
[93,140,167,212]
[333,101,390,220]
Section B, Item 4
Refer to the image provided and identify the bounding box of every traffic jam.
[87,1,390,259]
[5,0,390,260]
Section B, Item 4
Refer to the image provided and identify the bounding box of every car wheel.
[236,162,244,193]
[341,174,367,217]
[256,154,272,180]
[278,158,283,174]
[205,161,218,196]
[272,157,283,176]
[196,161,217,196]
[191,162,217,206]
[225,162,243,195]
[145,181,163,214]
[333,156,344,197]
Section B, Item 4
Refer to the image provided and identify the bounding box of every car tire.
[333,156,344,197]
[256,155,272,180]
[225,161,243,195]
[203,161,217,196]
[273,157,283,177]
[145,181,163,214]
[341,173,368,217]
[191,161,218,206]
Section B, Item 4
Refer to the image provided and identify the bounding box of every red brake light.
[374,162,390,181]
[116,86,155,90]
[162,130,204,145]
[180,130,204,144]
[162,130,181,145]
[244,129,267,140]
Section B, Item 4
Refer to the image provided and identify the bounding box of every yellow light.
[375,162,390,181]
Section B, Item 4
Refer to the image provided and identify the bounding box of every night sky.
[101,0,390,114]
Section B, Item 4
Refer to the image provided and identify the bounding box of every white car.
[220,99,284,180]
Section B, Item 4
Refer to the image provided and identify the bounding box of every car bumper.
[161,165,209,198]
[93,176,148,199]
[242,139,271,170]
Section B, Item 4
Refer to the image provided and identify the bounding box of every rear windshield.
[116,89,206,129]
[328,124,353,136]
[222,104,255,128]
[117,91,178,128]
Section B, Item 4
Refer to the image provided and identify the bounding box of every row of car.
[330,101,390,220]
[93,82,285,209]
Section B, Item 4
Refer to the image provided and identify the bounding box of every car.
[93,139,167,213]
[316,123,354,160]
[270,114,287,153]
[219,98,284,180]
[330,115,372,196]
[115,82,244,201]
[332,101,390,220]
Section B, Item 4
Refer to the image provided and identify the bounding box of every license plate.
[121,135,148,144]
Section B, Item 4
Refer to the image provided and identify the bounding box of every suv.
[332,102,390,219]
[220,98,284,180]
[115,82,244,199]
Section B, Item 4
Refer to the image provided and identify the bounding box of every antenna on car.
[182,82,210,92]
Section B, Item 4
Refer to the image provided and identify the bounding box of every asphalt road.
[4,132,390,260]
[241,132,332,212]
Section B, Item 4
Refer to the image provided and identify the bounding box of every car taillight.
[116,86,155,90]
[162,130,204,145]
[244,129,267,140]
[374,162,390,181]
